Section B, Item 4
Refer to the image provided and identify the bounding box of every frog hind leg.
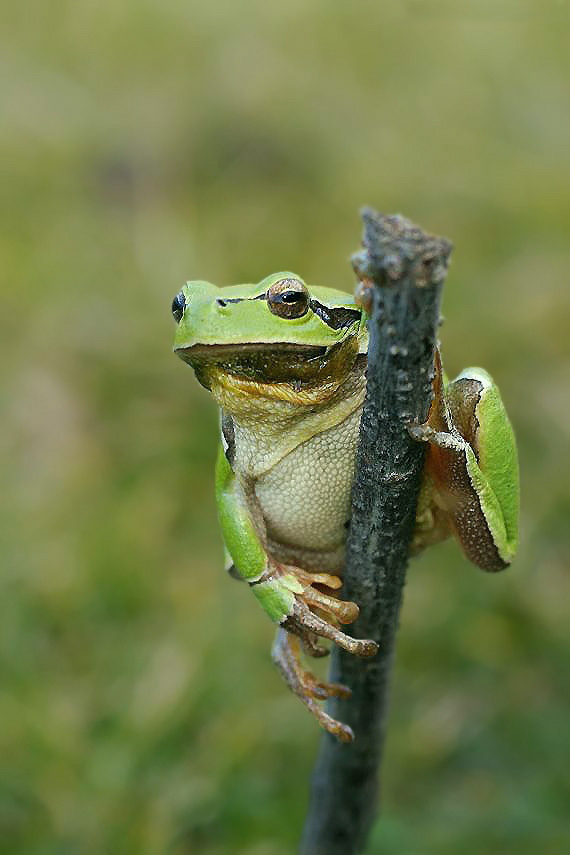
[410,348,458,553]
[271,628,355,743]
[410,349,516,571]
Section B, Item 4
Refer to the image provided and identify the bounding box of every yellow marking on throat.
[210,369,343,407]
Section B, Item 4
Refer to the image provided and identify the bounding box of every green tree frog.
[172,272,519,742]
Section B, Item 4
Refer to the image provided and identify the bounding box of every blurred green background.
[2,1,569,853]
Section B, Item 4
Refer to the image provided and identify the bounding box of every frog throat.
[183,335,361,394]
[208,369,349,407]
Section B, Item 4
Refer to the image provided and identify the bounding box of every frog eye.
[266,278,310,319]
[171,291,185,323]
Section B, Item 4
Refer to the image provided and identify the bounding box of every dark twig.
[300,210,452,855]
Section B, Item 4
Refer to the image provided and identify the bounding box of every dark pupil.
[281,290,303,303]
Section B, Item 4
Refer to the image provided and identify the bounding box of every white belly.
[254,407,361,554]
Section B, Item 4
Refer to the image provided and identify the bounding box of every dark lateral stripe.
[309,300,361,330]
[215,297,243,306]
[215,294,266,307]
[221,409,236,466]
[214,293,360,330]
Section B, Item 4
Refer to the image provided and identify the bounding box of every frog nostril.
[216,299,227,308]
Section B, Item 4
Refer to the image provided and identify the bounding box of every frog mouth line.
[175,342,328,363]
[175,342,334,386]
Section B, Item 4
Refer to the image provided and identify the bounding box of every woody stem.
[300,209,451,855]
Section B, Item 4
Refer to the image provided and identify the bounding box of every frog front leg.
[410,349,519,570]
[215,445,377,739]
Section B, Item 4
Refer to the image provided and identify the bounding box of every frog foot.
[281,566,378,659]
[274,567,377,740]
[293,568,362,625]
[271,628,355,743]
[283,597,378,659]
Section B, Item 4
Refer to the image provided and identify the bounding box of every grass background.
[2,1,569,852]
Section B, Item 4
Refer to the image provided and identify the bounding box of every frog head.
[172,272,366,391]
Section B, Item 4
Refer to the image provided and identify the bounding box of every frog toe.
[284,599,378,658]
[271,628,354,742]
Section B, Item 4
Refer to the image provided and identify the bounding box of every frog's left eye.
[171,291,186,323]
[267,278,310,319]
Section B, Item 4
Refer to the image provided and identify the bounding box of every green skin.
[172,272,519,742]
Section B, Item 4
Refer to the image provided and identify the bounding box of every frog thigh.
[446,369,519,566]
